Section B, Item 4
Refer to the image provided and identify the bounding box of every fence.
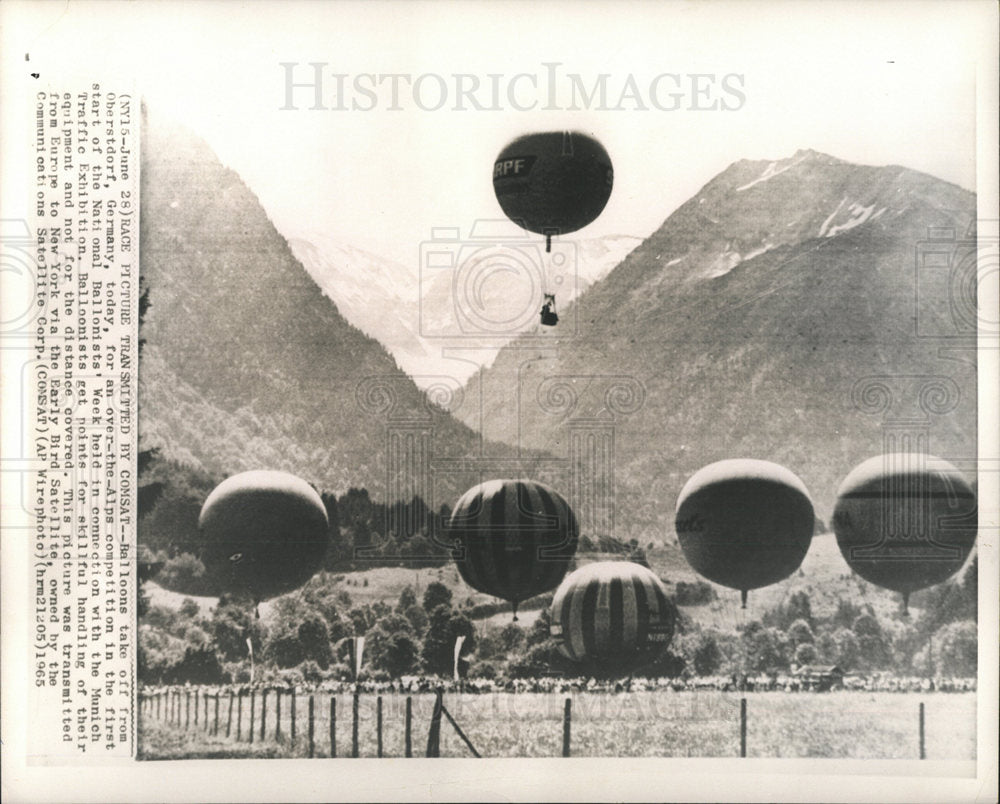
[139,687,955,759]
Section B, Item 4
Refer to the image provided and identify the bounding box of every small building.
[794,664,845,691]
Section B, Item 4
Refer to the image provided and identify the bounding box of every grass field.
[138,690,975,760]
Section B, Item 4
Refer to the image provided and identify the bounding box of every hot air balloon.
[674,459,815,608]
[449,479,578,620]
[198,470,329,606]
[832,453,977,613]
[493,131,613,251]
[550,561,677,668]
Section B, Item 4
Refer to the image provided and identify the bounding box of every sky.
[3,0,987,267]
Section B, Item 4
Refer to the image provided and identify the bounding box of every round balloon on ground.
[832,453,977,611]
[550,561,677,668]
[493,131,613,240]
[674,459,815,607]
[198,470,329,603]
[449,479,578,619]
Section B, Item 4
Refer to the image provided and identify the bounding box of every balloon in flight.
[449,479,578,620]
[832,453,977,612]
[493,131,613,245]
[674,459,815,607]
[198,470,329,603]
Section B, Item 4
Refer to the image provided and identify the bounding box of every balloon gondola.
[198,470,329,613]
[493,131,613,328]
[832,453,977,614]
[674,459,815,609]
[448,479,579,620]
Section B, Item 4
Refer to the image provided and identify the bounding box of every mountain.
[453,150,977,538]
[138,109,539,503]
[285,228,640,387]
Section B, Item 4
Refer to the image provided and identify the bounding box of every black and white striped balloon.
[550,561,677,664]
[449,479,578,619]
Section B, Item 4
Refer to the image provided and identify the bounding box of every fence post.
[275,689,282,741]
[204,691,209,731]
[156,692,161,720]
[214,694,220,735]
[261,688,268,741]
[426,688,443,758]
[308,695,315,758]
[377,696,383,758]
[227,691,234,738]
[352,688,360,758]
[185,691,190,730]
[740,697,747,758]
[919,702,925,759]
[236,690,243,740]
[405,696,412,758]
[330,697,336,758]
[291,689,297,742]
[563,698,572,757]
[194,689,199,726]
[249,689,255,744]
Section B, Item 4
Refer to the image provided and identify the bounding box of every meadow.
[138,689,975,761]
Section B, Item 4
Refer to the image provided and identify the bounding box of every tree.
[498,623,526,655]
[742,623,790,673]
[831,598,864,631]
[375,631,421,677]
[157,552,211,596]
[211,594,262,662]
[935,620,977,676]
[786,618,814,648]
[785,592,813,626]
[527,608,552,647]
[421,605,476,675]
[179,598,201,620]
[167,645,227,684]
[397,585,417,612]
[422,581,453,613]
[794,642,818,666]
[691,633,723,676]
[403,604,428,635]
[852,613,891,670]
[298,614,332,669]
[815,632,838,664]
[832,628,860,670]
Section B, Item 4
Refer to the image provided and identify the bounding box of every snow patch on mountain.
[826,203,877,237]
[706,242,775,278]
[736,153,808,192]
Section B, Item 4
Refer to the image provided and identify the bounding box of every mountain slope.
[139,110,536,502]
[454,150,977,537]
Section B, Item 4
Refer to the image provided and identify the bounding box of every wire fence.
[139,686,974,759]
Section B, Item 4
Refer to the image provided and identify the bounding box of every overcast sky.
[4,1,987,266]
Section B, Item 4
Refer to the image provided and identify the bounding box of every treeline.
[138,450,455,598]
[139,555,976,686]
[677,559,978,678]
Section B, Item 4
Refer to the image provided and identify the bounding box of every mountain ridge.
[453,150,977,539]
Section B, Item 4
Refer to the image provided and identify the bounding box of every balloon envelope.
[550,561,677,665]
[198,470,329,602]
[674,459,815,601]
[449,479,578,614]
[832,453,977,600]
[493,131,613,238]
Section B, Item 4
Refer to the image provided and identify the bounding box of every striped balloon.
[449,479,578,619]
[550,562,677,664]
